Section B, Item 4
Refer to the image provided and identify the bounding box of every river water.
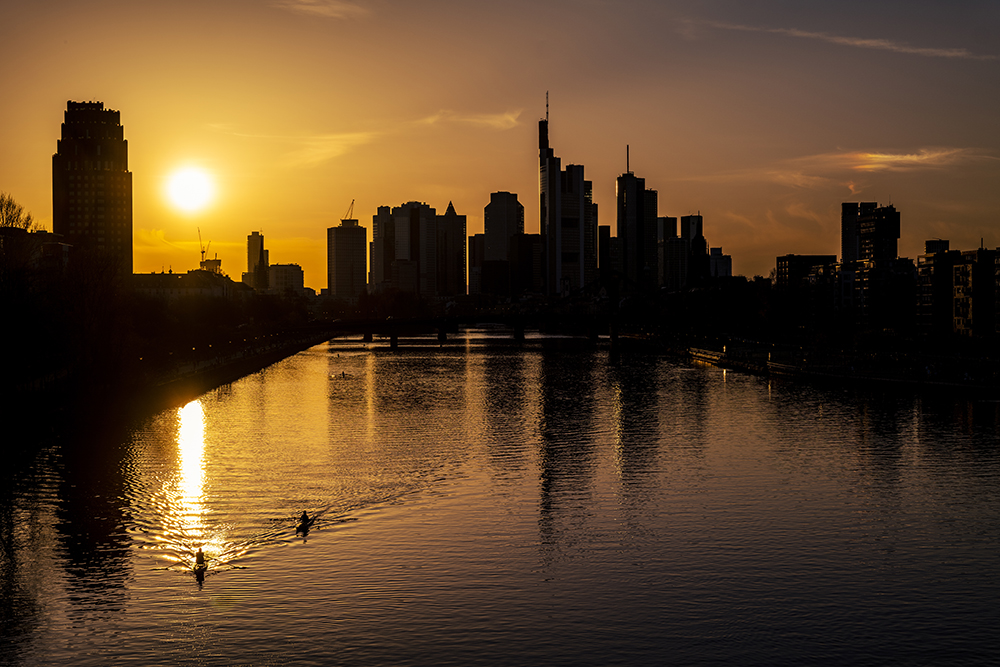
[2,331,999,666]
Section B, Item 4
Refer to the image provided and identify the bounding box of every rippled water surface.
[3,333,1000,665]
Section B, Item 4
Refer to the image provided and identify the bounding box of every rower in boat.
[297,511,314,533]
[194,547,207,581]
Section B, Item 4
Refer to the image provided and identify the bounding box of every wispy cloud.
[416,109,522,130]
[271,0,369,19]
[696,20,998,61]
[799,147,986,172]
[281,132,379,167]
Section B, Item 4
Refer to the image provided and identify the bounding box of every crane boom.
[342,199,355,221]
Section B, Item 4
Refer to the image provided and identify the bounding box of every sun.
[166,167,215,213]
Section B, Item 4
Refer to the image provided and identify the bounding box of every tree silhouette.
[0,192,39,231]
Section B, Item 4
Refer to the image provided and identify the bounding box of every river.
[2,331,999,665]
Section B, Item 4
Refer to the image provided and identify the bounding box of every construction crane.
[342,199,355,222]
[198,227,206,263]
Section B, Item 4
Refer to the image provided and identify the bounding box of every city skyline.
[3,1,1000,289]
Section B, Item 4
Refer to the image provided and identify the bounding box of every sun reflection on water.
[177,400,206,538]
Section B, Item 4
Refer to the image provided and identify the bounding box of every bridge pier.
[389,334,398,349]
[362,331,373,343]
[437,330,447,342]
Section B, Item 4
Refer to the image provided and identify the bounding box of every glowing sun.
[166,167,214,213]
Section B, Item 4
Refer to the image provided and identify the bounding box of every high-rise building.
[269,263,305,295]
[616,170,658,290]
[484,192,524,262]
[369,206,393,293]
[539,114,597,296]
[468,233,485,295]
[52,101,133,274]
[328,217,367,302]
[243,231,269,289]
[842,202,900,263]
[436,202,467,297]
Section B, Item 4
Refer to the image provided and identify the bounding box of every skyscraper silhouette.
[484,191,524,262]
[841,202,900,263]
[436,202,467,297]
[52,101,133,274]
[616,167,658,290]
[244,231,269,289]
[328,216,367,302]
[538,109,597,296]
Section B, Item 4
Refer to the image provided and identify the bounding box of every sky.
[2,0,999,290]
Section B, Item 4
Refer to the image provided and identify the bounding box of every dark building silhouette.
[510,233,545,295]
[538,113,597,296]
[775,254,837,292]
[952,248,996,338]
[368,201,463,298]
[616,168,658,291]
[468,233,485,295]
[328,216,367,302]
[243,231,269,290]
[436,202,467,297]
[842,202,900,263]
[369,205,393,293]
[484,192,524,262]
[681,214,709,286]
[916,240,959,337]
[52,101,133,274]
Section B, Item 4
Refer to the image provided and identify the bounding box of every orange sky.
[3,1,999,290]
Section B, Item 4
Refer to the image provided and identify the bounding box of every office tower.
[52,101,133,274]
[369,206,393,292]
[679,214,709,285]
[468,233,485,295]
[484,191,524,262]
[510,233,545,295]
[244,231,269,289]
[616,170,658,290]
[436,202,467,296]
[656,216,677,286]
[842,202,900,263]
[539,114,597,296]
[328,217,367,302]
[269,263,305,294]
[708,248,733,278]
[392,201,437,296]
[598,225,611,275]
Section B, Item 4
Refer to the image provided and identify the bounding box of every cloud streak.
[416,109,522,131]
[698,20,998,61]
[271,0,369,19]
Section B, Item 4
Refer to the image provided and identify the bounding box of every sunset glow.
[2,2,998,289]
[166,167,214,214]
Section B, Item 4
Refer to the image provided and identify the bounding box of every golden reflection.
[610,381,625,478]
[178,400,205,513]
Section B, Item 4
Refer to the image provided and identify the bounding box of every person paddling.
[195,547,206,567]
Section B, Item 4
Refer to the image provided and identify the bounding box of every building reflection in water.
[537,346,599,560]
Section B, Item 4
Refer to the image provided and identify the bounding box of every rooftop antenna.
[627,144,630,174]
[546,91,549,122]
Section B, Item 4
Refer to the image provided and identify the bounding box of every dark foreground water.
[2,332,999,666]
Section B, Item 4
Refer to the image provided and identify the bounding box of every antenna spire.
[546,91,549,122]
[627,144,630,174]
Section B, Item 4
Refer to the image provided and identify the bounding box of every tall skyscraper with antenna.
[538,96,597,295]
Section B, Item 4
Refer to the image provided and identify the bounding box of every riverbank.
[677,336,1000,395]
